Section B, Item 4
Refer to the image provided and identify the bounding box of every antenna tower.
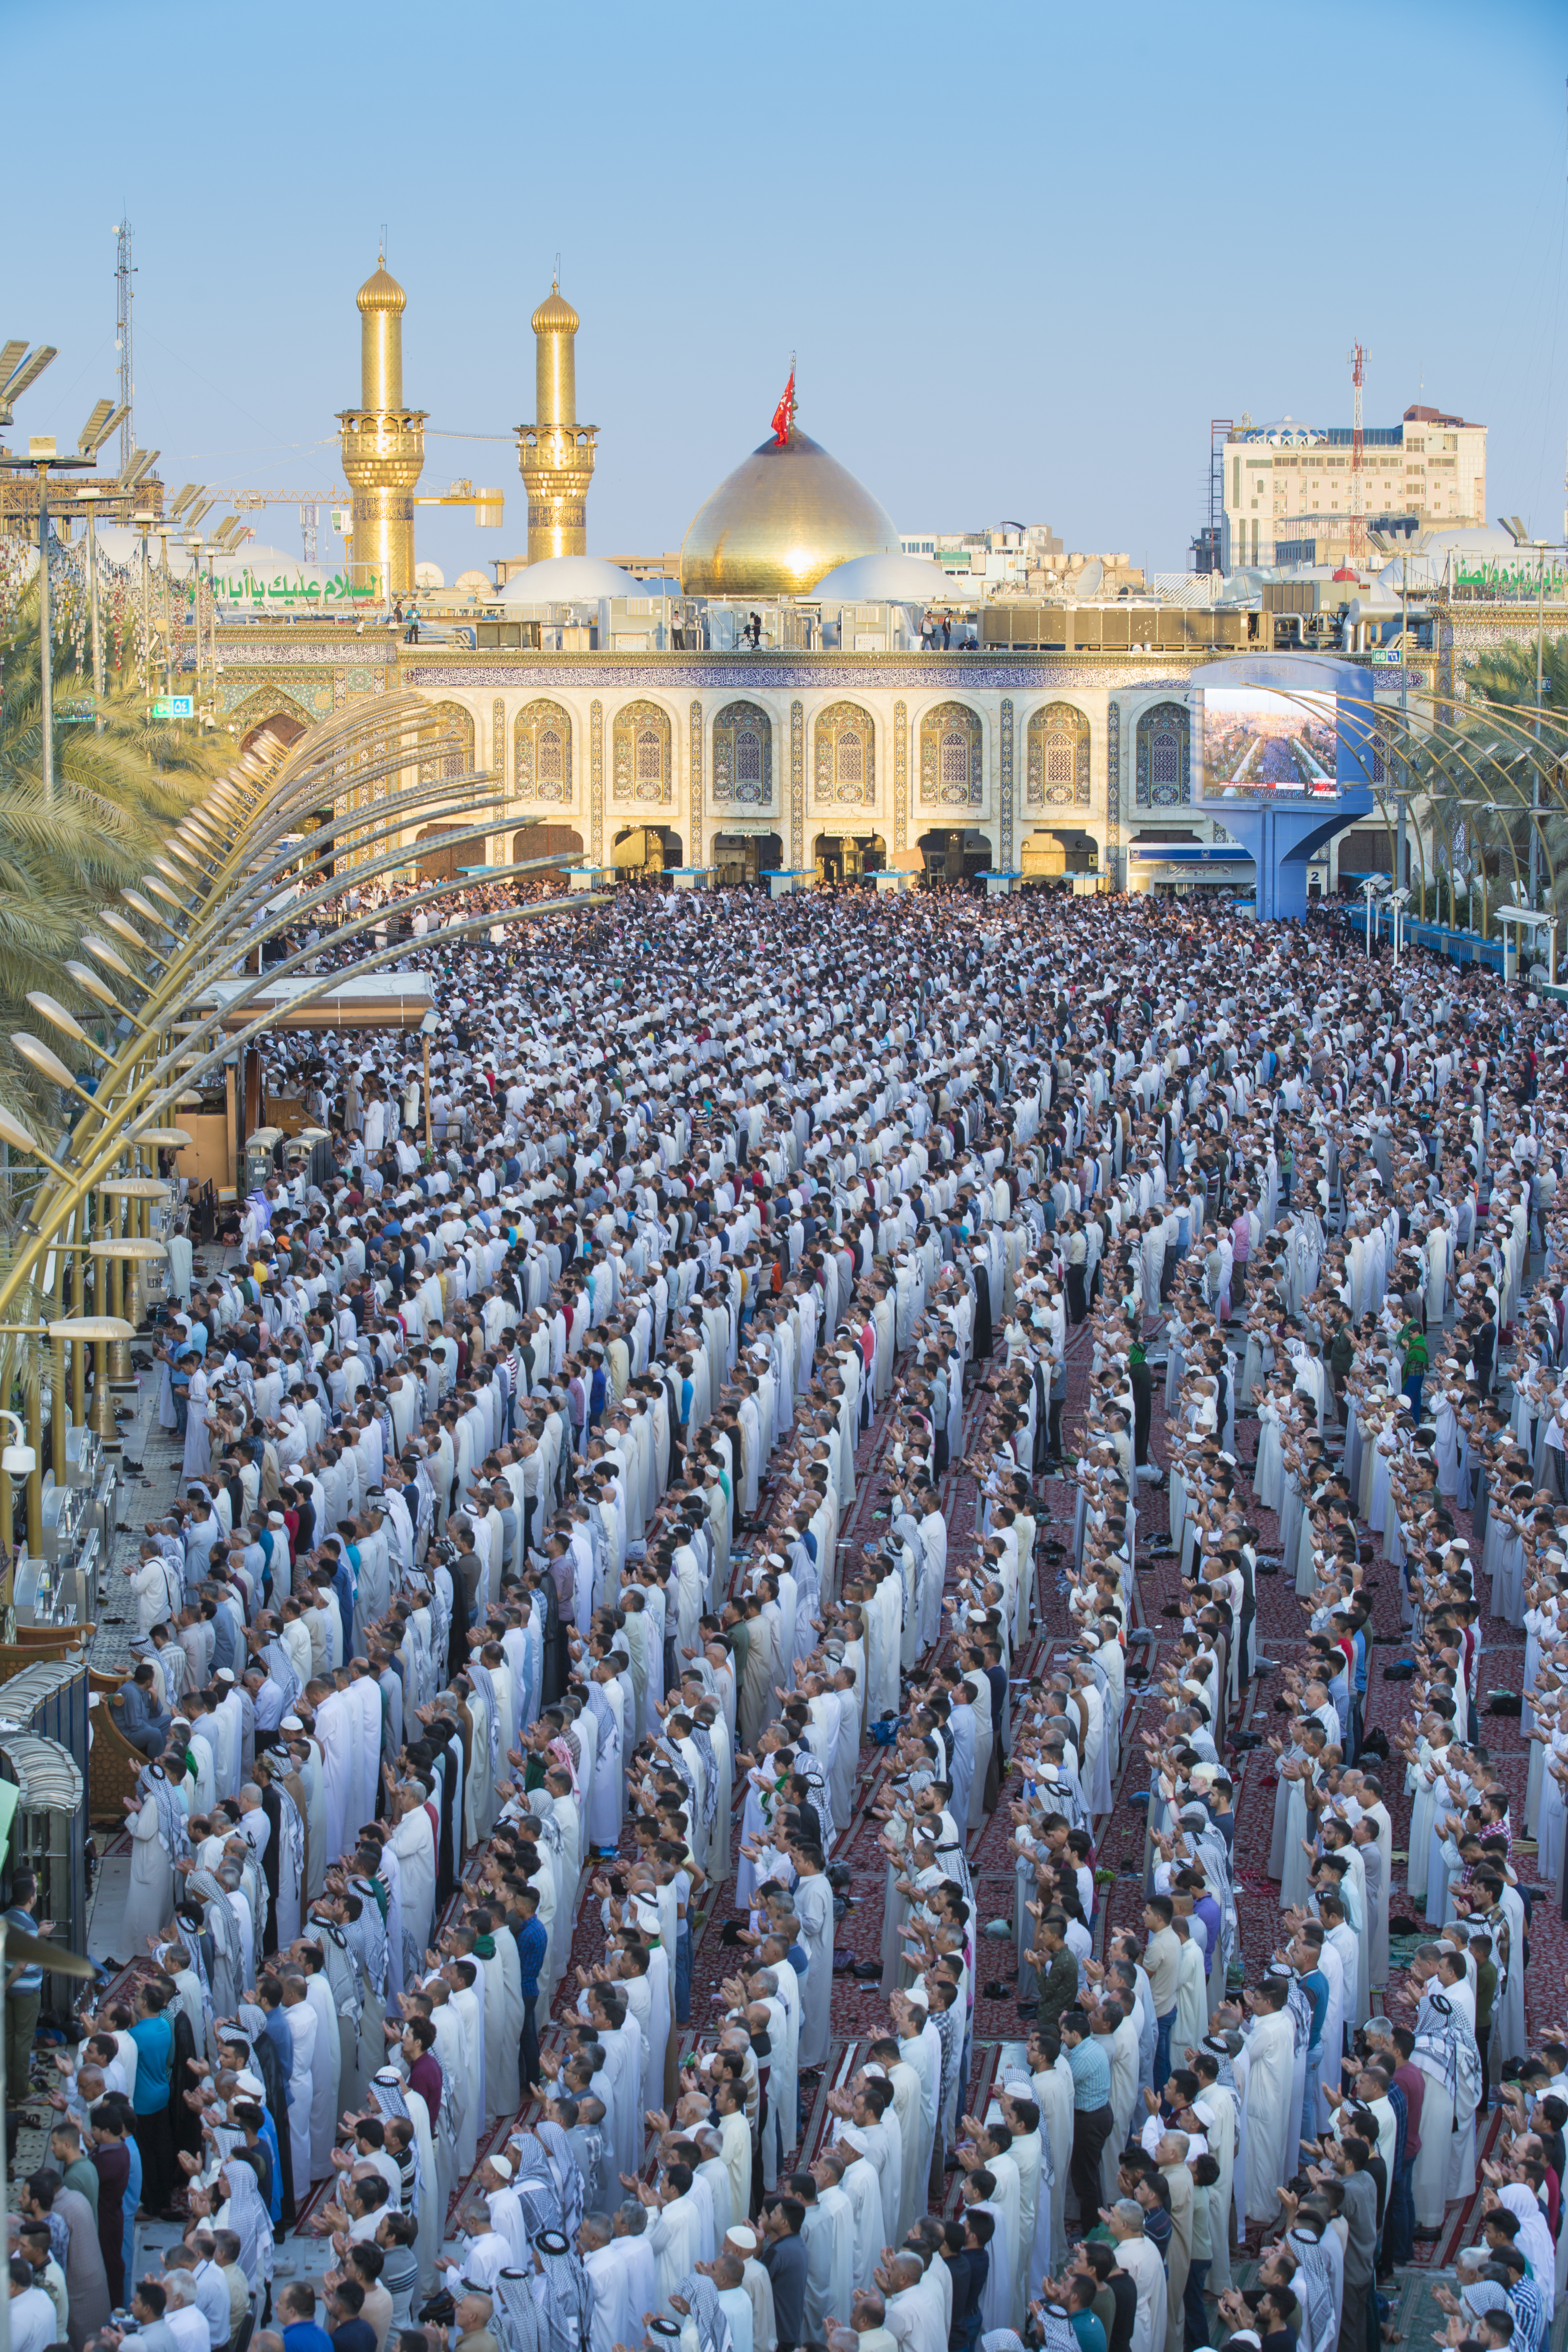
[1347,340,1367,565]
[115,220,134,473]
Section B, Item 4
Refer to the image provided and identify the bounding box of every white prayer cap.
[486,2154,514,2178]
[236,2071,265,2097]
[726,2227,759,2254]
[281,1716,304,1733]
[216,1667,236,1684]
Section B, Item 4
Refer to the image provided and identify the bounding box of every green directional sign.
[151,695,194,718]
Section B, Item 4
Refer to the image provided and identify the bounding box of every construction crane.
[1347,341,1368,567]
[209,480,502,566]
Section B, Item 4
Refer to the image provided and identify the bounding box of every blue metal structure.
[1189,652,1376,921]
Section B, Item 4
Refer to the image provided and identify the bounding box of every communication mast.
[115,220,134,474]
[1346,340,1368,565]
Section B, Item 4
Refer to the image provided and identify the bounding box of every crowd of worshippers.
[49,882,1568,2352]
[63,889,1119,2352]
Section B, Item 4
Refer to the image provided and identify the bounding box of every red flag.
[771,368,795,446]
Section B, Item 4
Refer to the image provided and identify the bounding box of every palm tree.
[1465,631,1568,914]
[0,576,217,1115]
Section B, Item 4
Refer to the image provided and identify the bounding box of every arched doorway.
[1020,827,1099,881]
[416,822,486,885]
[612,825,682,875]
[918,827,991,886]
[513,824,584,881]
[813,833,885,885]
[712,831,783,886]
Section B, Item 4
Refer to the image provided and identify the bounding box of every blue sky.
[7,0,1566,583]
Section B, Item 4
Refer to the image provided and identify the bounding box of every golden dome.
[357,260,406,315]
[532,283,580,335]
[680,428,900,597]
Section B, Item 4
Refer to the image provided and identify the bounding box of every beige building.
[1224,403,1486,571]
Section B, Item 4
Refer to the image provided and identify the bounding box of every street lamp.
[0,437,95,800]
[1389,884,1412,967]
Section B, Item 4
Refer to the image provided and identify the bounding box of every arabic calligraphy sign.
[187,566,380,608]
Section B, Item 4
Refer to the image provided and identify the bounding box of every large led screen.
[1200,686,1338,794]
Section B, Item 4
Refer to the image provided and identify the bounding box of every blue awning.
[1128,845,1255,863]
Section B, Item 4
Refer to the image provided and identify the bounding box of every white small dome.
[414,561,445,591]
[808,552,951,603]
[454,569,493,597]
[499,554,640,604]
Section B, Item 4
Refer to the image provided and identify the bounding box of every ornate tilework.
[611,698,672,804]
[1107,700,1121,877]
[492,697,506,787]
[919,700,984,807]
[790,700,804,867]
[1026,701,1091,808]
[514,699,573,802]
[221,638,399,667]
[404,656,1205,690]
[814,700,875,806]
[689,698,704,866]
[419,701,474,783]
[1134,700,1192,806]
[711,700,773,806]
[220,683,326,731]
[1000,698,1014,867]
[893,699,908,853]
[590,699,604,860]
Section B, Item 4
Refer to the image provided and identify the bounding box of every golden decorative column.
[516,279,597,562]
[338,258,426,598]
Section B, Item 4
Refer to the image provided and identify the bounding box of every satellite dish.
[1074,559,1104,597]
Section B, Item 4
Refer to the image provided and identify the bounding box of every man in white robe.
[1241,1984,1296,2226]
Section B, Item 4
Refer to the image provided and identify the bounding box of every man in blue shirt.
[514,1886,549,2099]
[1060,2009,1114,2220]
[278,2281,335,2352]
[1292,1929,1332,2154]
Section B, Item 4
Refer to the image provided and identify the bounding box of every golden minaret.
[516,276,597,562]
[337,258,426,597]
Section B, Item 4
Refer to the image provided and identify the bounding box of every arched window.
[514,700,572,802]
[713,702,773,805]
[919,702,982,806]
[815,702,875,804]
[419,700,475,786]
[1026,703,1090,808]
[1135,700,1192,807]
[612,701,672,803]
